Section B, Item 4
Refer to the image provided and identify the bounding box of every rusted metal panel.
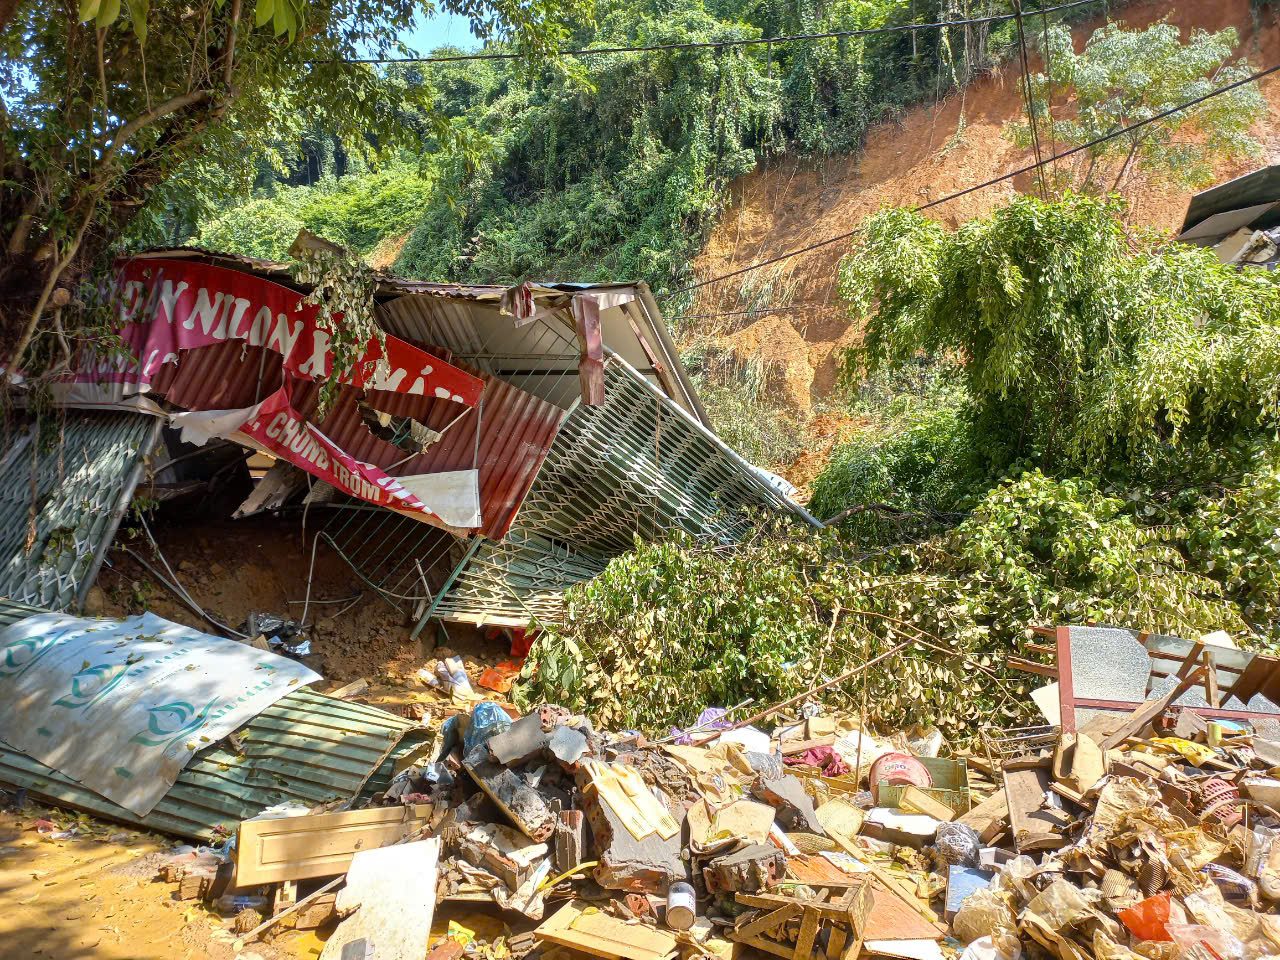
[291,371,565,542]
[145,339,564,542]
[149,341,282,411]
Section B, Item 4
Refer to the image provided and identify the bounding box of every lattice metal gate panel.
[0,411,159,610]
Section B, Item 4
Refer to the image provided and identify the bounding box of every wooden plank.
[862,883,943,941]
[537,900,678,960]
[1004,766,1065,853]
[1205,652,1220,708]
[781,737,838,757]
[740,934,804,960]
[955,790,1008,845]
[236,804,434,886]
[898,786,955,822]
[736,904,800,940]
[1099,667,1207,751]
[319,837,439,960]
[795,907,821,960]
[827,923,848,960]
[1006,656,1058,679]
[1176,641,1206,680]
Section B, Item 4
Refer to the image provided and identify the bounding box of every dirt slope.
[691,0,1280,435]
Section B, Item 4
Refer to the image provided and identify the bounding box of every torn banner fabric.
[0,612,319,816]
[89,257,484,406]
[169,384,482,529]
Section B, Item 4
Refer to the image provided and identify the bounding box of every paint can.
[869,752,931,803]
[666,881,696,931]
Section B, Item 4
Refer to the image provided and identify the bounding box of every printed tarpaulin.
[84,257,484,406]
[169,381,483,529]
[0,612,320,816]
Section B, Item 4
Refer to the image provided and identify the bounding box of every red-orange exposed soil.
[691,0,1280,457]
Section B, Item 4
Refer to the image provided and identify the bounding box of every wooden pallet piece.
[731,880,872,960]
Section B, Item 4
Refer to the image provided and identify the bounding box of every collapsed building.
[2,246,812,634]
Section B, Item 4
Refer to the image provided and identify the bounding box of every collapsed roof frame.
[62,249,814,631]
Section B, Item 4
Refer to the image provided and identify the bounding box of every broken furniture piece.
[729,880,874,960]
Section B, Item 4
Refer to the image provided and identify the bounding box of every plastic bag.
[464,701,512,753]
[959,935,1021,960]
[935,821,982,867]
[953,887,1018,944]
[1118,892,1184,943]
[1165,924,1247,960]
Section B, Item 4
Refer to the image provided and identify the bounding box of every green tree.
[0,0,582,376]
[1009,21,1265,194]
[839,194,1280,470]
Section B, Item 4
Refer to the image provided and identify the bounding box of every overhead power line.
[666,59,1280,302]
[327,0,1103,65]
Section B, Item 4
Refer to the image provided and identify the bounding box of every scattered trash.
[9,614,1280,959]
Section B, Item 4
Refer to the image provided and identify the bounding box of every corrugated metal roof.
[145,340,565,542]
[302,374,565,542]
[0,411,158,611]
[0,599,426,838]
[1182,165,1280,235]
[0,681,419,840]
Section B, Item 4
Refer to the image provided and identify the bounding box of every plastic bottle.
[214,892,270,915]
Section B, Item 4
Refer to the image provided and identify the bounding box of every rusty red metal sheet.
[297,374,564,541]
[143,339,563,541]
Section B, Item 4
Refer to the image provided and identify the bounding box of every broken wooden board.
[862,882,946,941]
[897,786,955,822]
[1099,667,1207,751]
[536,900,678,960]
[786,854,861,887]
[955,790,1008,845]
[319,836,440,960]
[815,797,866,854]
[235,804,434,886]
[1003,763,1066,853]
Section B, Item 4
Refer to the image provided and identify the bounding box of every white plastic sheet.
[0,612,319,815]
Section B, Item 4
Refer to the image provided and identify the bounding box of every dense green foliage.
[196,162,436,258]
[519,469,1246,736]
[1008,22,1265,193]
[185,0,1055,297]
[521,197,1280,736]
[841,194,1280,470]
[0,0,582,367]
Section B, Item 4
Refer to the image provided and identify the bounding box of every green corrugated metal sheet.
[0,411,158,611]
[433,355,815,625]
[0,683,417,840]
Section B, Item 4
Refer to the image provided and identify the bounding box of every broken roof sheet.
[0,681,421,840]
[0,410,158,611]
[1181,165,1280,237]
[0,599,424,839]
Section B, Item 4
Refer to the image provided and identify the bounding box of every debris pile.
[7,612,1280,957]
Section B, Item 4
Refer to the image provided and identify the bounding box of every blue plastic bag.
[464,701,512,754]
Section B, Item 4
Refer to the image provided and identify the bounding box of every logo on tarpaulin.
[0,620,79,680]
[53,662,128,710]
[129,698,218,750]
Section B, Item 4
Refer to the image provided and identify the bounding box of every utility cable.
[324,0,1103,65]
[665,58,1280,301]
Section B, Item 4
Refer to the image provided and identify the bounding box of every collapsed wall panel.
[431,355,814,626]
[0,410,158,611]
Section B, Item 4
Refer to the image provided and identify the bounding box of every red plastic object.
[1118,892,1176,942]
[476,659,523,694]
[869,752,932,803]
[1200,778,1242,828]
[509,628,535,658]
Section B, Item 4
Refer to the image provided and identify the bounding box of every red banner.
[241,385,446,520]
[86,257,483,406]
